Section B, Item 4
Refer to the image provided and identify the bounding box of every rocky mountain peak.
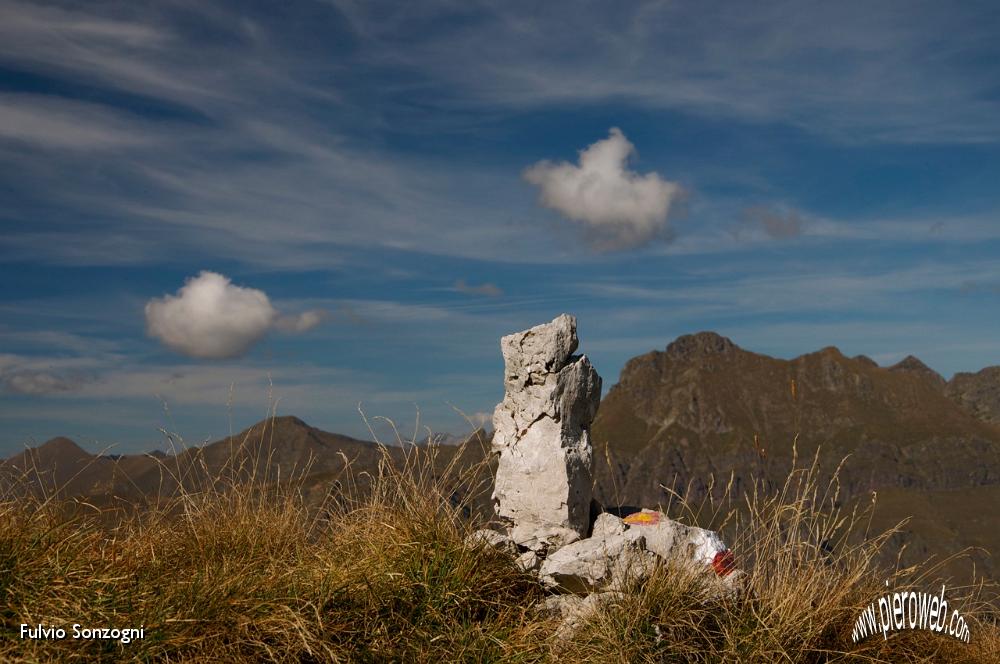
[270,415,310,429]
[35,436,90,461]
[853,354,879,368]
[665,332,738,359]
[889,355,946,386]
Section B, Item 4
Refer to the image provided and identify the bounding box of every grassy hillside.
[2,415,999,662]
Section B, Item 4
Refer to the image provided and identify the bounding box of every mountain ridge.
[1,415,492,508]
[7,332,1000,581]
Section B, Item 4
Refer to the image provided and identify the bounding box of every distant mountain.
[1,417,493,509]
[3,436,94,491]
[589,332,1000,580]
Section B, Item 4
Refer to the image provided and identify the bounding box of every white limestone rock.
[539,533,656,594]
[590,512,627,538]
[516,550,542,573]
[540,593,584,618]
[542,591,625,641]
[537,509,737,594]
[491,314,602,551]
[465,528,517,555]
[619,509,729,570]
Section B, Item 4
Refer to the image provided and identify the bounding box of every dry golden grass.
[2,416,999,662]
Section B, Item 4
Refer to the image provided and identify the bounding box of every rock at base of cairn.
[491,314,602,552]
[539,533,656,594]
[539,511,740,596]
[619,509,731,572]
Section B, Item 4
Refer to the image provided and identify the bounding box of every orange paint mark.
[623,511,661,526]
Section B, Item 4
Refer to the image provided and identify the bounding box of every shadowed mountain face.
[589,332,1000,580]
[5,437,92,487]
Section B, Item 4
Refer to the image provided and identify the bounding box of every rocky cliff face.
[946,366,1000,426]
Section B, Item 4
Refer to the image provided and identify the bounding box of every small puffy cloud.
[453,279,503,297]
[740,205,804,239]
[145,271,277,359]
[523,128,682,250]
[145,272,328,358]
[274,309,327,333]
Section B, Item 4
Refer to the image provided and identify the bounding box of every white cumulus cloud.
[145,271,277,359]
[523,128,682,250]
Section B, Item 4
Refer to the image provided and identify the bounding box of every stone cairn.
[468,314,743,638]
[491,313,601,552]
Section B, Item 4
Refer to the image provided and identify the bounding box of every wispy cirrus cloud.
[0,349,498,454]
[738,205,805,239]
[0,353,103,396]
[0,94,156,150]
[1,368,96,395]
[959,281,1000,295]
[273,309,328,333]
[1,0,997,275]
[453,279,503,297]
[577,257,1000,317]
[330,0,1000,144]
[0,1,567,268]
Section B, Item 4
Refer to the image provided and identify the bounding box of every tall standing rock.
[491,314,602,551]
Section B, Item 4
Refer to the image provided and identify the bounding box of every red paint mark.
[712,549,736,577]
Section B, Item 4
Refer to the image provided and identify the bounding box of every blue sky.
[2,0,1000,455]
